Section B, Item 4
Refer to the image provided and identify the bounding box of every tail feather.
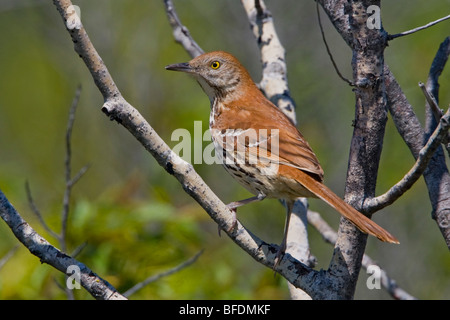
[295,170,399,244]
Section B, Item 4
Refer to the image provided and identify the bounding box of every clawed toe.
[218,206,238,236]
[273,248,285,270]
[273,241,287,270]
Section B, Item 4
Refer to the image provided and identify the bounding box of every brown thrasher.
[166,51,399,265]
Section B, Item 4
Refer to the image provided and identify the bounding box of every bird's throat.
[195,76,217,105]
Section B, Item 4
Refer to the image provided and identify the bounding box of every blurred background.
[0,0,449,300]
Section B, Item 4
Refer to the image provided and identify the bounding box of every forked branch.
[365,107,450,213]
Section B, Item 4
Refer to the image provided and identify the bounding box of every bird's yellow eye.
[211,61,220,69]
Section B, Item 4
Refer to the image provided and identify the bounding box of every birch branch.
[0,190,126,300]
[240,0,314,300]
[285,199,313,300]
[241,0,297,123]
[52,0,321,297]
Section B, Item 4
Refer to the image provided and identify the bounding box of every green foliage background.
[0,0,449,300]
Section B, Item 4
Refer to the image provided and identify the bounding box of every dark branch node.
[165,162,175,175]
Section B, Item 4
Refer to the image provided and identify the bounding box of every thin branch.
[162,0,204,58]
[307,210,337,245]
[365,107,450,213]
[315,1,354,86]
[285,198,314,300]
[420,81,450,155]
[122,250,204,298]
[61,85,83,252]
[0,189,126,300]
[388,14,450,40]
[70,241,88,258]
[0,245,19,271]
[424,37,450,157]
[25,181,60,240]
[69,164,90,187]
[307,210,417,300]
[420,81,444,122]
[426,37,450,104]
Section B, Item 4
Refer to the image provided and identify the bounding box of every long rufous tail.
[295,170,399,244]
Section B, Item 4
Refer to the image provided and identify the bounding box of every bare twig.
[0,245,19,271]
[365,107,450,213]
[122,250,204,298]
[307,210,337,244]
[388,14,450,40]
[426,37,450,107]
[0,189,126,300]
[420,82,450,155]
[25,84,90,300]
[61,85,83,252]
[25,181,60,239]
[162,0,204,58]
[307,210,416,300]
[315,1,354,86]
[71,241,88,258]
[420,81,444,122]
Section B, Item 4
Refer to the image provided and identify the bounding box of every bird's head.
[165,51,253,103]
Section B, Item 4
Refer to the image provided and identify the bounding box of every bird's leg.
[274,199,294,269]
[218,193,266,235]
[227,192,266,210]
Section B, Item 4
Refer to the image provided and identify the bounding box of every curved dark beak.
[165,62,192,73]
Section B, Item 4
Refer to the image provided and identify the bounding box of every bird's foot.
[218,206,238,236]
[273,242,287,270]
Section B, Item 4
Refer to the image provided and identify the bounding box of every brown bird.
[166,51,399,266]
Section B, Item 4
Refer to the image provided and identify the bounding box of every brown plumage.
[166,51,399,266]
